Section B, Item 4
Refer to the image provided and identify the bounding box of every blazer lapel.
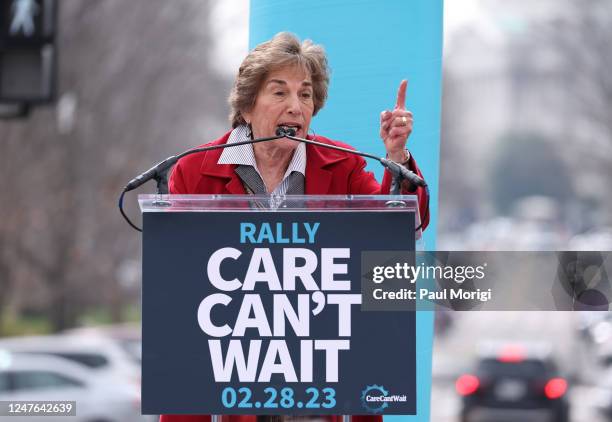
[198,139,247,194]
[224,175,247,194]
[304,139,349,194]
[195,133,349,195]
[305,163,332,194]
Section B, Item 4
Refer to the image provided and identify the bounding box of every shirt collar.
[218,125,306,179]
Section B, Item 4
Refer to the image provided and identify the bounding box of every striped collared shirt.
[218,125,306,195]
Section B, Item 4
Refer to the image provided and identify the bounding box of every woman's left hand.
[380,79,413,162]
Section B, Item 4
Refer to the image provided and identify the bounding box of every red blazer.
[161,131,428,422]
[169,131,429,230]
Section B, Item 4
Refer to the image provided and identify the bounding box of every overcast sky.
[210,0,482,75]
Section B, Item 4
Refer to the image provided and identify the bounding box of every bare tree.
[525,0,612,224]
[0,0,232,333]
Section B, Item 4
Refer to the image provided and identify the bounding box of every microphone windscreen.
[275,126,296,137]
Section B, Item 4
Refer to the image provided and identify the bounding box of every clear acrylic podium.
[139,193,420,209]
[139,194,422,240]
[139,194,422,420]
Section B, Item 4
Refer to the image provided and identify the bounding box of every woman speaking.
[162,32,429,422]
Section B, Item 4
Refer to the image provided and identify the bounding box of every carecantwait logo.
[360,384,408,413]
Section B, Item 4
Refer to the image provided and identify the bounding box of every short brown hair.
[229,32,330,128]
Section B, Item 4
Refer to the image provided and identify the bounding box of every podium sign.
[141,195,419,416]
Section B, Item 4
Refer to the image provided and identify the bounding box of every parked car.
[0,334,140,387]
[0,350,147,422]
[64,323,142,364]
[456,344,570,422]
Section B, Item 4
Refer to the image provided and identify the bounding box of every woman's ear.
[242,111,251,125]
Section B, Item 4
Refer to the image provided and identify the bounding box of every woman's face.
[243,65,314,146]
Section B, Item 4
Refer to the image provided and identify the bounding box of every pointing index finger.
[395,79,408,110]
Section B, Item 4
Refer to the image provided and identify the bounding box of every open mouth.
[277,123,302,135]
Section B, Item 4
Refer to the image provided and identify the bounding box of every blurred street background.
[1,0,611,421]
[436,1,612,420]
[440,0,612,251]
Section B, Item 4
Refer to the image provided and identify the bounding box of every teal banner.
[249,1,443,420]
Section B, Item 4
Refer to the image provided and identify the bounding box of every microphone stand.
[123,134,289,195]
[119,129,427,232]
[283,132,430,232]
[118,134,286,232]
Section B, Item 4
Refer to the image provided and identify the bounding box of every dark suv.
[457,346,569,422]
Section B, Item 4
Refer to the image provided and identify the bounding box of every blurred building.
[440,0,612,247]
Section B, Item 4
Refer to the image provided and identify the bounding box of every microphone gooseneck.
[122,133,287,193]
[281,133,427,189]
[119,128,427,232]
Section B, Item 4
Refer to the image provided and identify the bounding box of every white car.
[0,350,149,422]
[63,324,142,364]
[0,334,140,387]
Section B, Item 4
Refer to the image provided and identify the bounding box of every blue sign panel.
[142,211,416,415]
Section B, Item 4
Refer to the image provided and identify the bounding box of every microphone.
[379,158,427,188]
[124,155,179,192]
[122,132,288,193]
[275,126,297,137]
[125,127,299,193]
